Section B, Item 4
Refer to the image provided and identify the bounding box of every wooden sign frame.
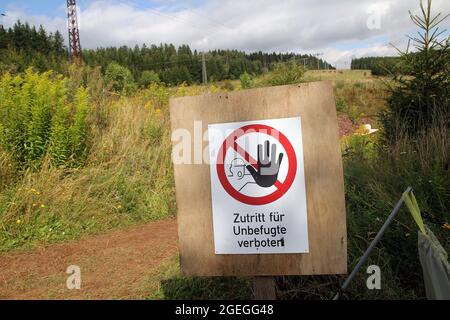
[170,82,347,276]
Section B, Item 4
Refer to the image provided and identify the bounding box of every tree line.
[0,21,333,85]
[0,21,68,74]
[83,46,333,85]
[351,56,404,76]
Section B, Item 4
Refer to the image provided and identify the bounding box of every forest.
[0,21,333,85]
[351,56,404,76]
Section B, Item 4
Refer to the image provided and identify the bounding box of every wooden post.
[253,277,276,300]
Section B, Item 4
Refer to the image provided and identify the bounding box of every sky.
[0,0,449,68]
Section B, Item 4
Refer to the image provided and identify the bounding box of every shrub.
[335,97,348,113]
[48,87,89,167]
[0,84,176,252]
[0,68,90,170]
[381,0,449,142]
[342,133,377,161]
[139,70,160,88]
[266,59,305,86]
[104,62,136,95]
[277,124,449,300]
[240,72,253,89]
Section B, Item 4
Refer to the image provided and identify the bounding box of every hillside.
[0,2,449,301]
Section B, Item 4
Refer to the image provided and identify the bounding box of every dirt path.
[0,219,178,300]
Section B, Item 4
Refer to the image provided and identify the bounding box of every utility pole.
[301,58,308,70]
[314,53,324,70]
[67,0,82,62]
[202,53,208,85]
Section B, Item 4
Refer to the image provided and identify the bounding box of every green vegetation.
[333,78,388,123]
[0,21,68,74]
[329,125,447,300]
[144,88,448,300]
[266,59,306,86]
[0,69,89,170]
[0,21,332,86]
[305,69,372,81]
[83,46,332,86]
[0,0,448,300]
[278,0,449,300]
[381,0,449,141]
[0,72,178,251]
[0,67,238,252]
[139,70,161,88]
[143,1,449,299]
[239,72,253,89]
[351,56,403,76]
[146,257,252,300]
[105,62,136,95]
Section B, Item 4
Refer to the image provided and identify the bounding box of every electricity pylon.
[67,0,82,61]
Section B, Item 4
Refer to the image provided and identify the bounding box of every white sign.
[208,117,309,254]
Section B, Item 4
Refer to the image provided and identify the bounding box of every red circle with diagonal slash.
[217,124,297,205]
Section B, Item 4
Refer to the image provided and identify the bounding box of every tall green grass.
[0,70,176,251]
[0,70,233,252]
[0,69,89,170]
[277,124,449,300]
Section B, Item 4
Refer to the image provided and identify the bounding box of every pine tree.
[381,0,449,141]
[52,30,66,55]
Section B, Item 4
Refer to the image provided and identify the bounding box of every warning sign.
[208,117,309,254]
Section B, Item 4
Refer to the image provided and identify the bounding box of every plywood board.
[170,82,347,276]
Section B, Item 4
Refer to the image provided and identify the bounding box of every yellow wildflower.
[16,219,21,224]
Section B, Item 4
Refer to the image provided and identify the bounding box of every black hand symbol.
[246,141,284,188]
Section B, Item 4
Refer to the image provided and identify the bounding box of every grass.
[333,79,388,120]
[150,124,448,301]
[0,69,448,300]
[0,80,234,252]
[145,256,253,300]
[250,69,387,126]
[143,70,448,300]
[0,86,175,251]
[304,69,373,82]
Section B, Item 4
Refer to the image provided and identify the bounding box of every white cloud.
[1,0,449,67]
